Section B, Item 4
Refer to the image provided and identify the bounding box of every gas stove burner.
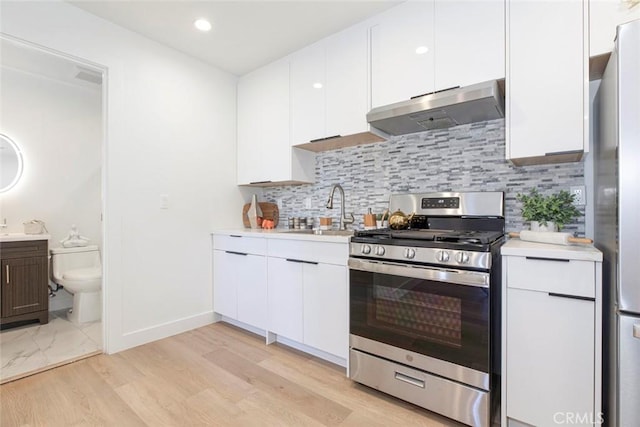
[354,229,504,246]
[390,229,452,241]
[434,230,505,245]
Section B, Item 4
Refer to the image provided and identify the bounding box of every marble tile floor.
[0,309,102,384]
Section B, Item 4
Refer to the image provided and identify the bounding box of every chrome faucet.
[326,184,354,230]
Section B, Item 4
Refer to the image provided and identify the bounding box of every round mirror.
[0,134,24,193]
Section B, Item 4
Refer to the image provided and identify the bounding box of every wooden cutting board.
[242,202,279,228]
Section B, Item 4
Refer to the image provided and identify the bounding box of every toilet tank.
[50,245,101,281]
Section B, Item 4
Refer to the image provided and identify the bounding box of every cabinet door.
[237,60,291,185]
[303,263,348,359]
[325,25,369,137]
[370,0,435,108]
[267,257,303,341]
[1,257,48,318]
[507,0,585,161]
[260,60,291,183]
[434,0,505,91]
[236,254,267,329]
[213,250,238,319]
[237,71,264,185]
[506,288,594,426]
[291,42,326,145]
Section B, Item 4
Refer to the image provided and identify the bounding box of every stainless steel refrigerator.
[594,18,640,427]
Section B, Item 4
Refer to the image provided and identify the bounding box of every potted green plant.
[516,189,581,232]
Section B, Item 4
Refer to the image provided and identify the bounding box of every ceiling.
[68,1,403,76]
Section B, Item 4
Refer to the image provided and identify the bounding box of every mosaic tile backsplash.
[262,119,586,235]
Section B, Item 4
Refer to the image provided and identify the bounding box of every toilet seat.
[63,267,101,281]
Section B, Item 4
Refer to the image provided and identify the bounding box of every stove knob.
[404,248,416,259]
[361,244,372,255]
[375,246,386,256]
[456,252,470,264]
[437,250,450,262]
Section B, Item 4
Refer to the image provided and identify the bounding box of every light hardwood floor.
[0,322,462,426]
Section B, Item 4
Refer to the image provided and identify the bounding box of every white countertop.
[212,228,352,243]
[0,233,51,243]
[501,238,603,262]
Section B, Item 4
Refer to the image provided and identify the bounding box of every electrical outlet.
[305,197,312,209]
[276,198,283,209]
[570,186,586,206]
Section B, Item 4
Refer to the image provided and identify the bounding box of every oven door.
[349,258,491,386]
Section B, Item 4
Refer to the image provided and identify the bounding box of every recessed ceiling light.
[312,82,323,89]
[415,46,429,55]
[194,19,212,32]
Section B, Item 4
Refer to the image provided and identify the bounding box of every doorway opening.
[0,36,107,383]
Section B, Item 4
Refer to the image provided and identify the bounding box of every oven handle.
[348,258,490,288]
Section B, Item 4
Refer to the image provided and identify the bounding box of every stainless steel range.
[348,192,505,427]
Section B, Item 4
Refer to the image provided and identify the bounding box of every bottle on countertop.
[248,194,263,229]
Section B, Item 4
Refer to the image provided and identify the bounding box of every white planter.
[530,221,557,232]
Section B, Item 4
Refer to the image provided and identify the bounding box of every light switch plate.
[160,194,169,209]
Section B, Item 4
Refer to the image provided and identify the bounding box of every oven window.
[351,269,490,372]
[373,284,462,348]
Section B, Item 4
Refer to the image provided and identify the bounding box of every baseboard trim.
[110,311,216,353]
[214,316,347,370]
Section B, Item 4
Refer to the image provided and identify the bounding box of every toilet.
[50,245,102,323]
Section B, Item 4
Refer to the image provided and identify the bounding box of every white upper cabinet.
[325,24,370,138]
[434,0,505,90]
[506,0,588,165]
[237,71,263,185]
[370,0,435,108]
[290,23,370,146]
[590,0,640,56]
[237,59,315,185]
[291,41,326,145]
[370,0,505,108]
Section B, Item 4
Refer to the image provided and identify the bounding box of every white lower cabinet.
[303,263,348,359]
[501,240,602,426]
[213,234,268,330]
[212,249,238,319]
[506,288,594,425]
[267,257,304,342]
[236,255,268,329]
[267,239,349,361]
[213,232,349,365]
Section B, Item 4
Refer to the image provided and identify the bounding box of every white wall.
[0,66,102,249]
[1,0,248,353]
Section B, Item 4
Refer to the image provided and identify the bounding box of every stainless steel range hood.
[367,80,505,136]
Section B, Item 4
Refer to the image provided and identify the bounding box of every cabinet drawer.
[506,256,594,298]
[0,240,48,259]
[268,239,348,265]
[212,234,267,255]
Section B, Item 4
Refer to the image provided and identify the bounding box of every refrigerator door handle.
[634,324,640,339]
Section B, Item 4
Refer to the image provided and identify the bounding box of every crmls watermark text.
[553,412,604,424]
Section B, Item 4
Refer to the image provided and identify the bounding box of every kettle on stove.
[388,209,415,230]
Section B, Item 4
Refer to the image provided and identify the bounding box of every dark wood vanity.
[0,239,49,326]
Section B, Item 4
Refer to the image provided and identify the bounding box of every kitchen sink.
[285,229,354,237]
